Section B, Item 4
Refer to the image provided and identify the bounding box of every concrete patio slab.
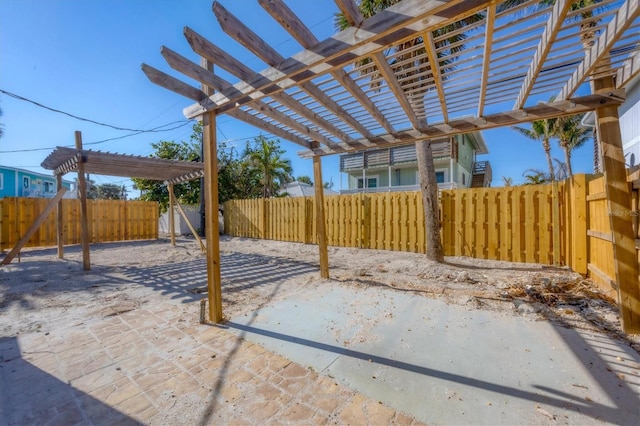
[226,282,640,425]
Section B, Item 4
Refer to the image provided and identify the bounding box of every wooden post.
[312,145,329,278]
[168,184,176,246]
[594,75,640,334]
[1,188,67,266]
[56,174,64,259]
[174,198,207,253]
[75,131,91,271]
[203,110,223,323]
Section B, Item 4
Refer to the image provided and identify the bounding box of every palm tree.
[554,113,590,176]
[503,0,605,171]
[512,111,557,181]
[336,0,482,263]
[246,135,293,198]
[522,168,550,185]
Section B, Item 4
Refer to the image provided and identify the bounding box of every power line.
[0,122,192,153]
[0,88,190,133]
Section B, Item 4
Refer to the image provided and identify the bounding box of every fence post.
[570,175,588,274]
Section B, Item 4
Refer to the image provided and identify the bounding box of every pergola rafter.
[142,0,640,331]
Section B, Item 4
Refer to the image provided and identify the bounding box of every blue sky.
[0,0,596,196]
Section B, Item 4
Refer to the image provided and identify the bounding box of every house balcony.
[340,182,458,195]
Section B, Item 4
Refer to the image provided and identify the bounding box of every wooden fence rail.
[0,198,159,249]
[225,173,639,297]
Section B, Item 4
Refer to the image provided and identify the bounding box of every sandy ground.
[2,235,638,354]
[1,235,639,424]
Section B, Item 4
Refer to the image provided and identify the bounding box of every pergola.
[19,132,206,269]
[143,0,639,331]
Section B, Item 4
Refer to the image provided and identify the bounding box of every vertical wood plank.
[513,188,523,263]
[486,189,498,260]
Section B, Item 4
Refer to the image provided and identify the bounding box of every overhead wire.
[0,89,190,133]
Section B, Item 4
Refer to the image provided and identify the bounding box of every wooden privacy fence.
[585,171,640,295]
[0,198,159,249]
[225,173,639,294]
[225,192,427,253]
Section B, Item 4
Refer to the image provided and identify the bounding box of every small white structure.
[278,181,339,197]
[159,204,201,235]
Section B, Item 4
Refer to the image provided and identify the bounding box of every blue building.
[0,166,74,199]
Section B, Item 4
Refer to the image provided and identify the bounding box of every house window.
[462,173,466,185]
[23,177,30,189]
[357,176,378,189]
[44,181,54,193]
[436,172,445,184]
[0,174,3,190]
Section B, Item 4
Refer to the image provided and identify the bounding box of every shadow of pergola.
[0,337,139,425]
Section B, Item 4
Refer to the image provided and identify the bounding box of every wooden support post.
[75,131,91,271]
[174,197,207,253]
[594,75,640,334]
[203,110,223,323]
[1,188,67,266]
[168,184,176,247]
[312,144,329,278]
[56,174,64,259]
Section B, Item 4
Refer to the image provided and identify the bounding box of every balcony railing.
[340,182,457,194]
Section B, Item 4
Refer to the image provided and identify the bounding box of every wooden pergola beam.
[515,0,572,109]
[617,49,640,89]
[336,0,423,129]
[298,90,624,157]
[477,4,496,116]
[184,0,494,118]
[142,63,208,103]
[164,170,205,186]
[212,2,374,143]
[259,0,396,135]
[559,0,639,100]
[372,54,423,129]
[422,31,448,122]
[54,152,81,176]
[184,27,358,146]
[161,46,345,152]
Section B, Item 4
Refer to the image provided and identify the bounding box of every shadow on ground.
[0,337,139,425]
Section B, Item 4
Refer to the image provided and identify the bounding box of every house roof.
[0,165,73,184]
[41,147,204,184]
[143,0,636,160]
[279,181,339,197]
[467,132,488,155]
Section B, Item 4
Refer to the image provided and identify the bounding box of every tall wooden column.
[203,111,223,323]
[594,75,640,333]
[312,145,329,278]
[75,131,91,271]
[168,184,176,246]
[56,174,64,259]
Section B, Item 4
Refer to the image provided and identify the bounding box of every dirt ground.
[2,235,638,354]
